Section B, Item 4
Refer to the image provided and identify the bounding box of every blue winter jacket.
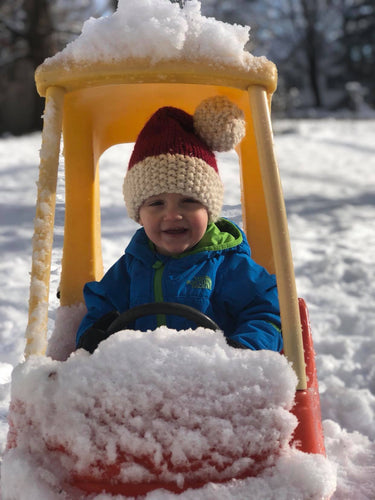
[76,219,282,351]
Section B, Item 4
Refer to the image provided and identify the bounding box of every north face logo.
[187,276,212,290]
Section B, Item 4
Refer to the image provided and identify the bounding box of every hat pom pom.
[194,96,246,152]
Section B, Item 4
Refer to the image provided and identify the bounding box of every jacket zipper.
[152,260,166,327]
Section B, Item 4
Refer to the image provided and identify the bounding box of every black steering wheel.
[106,302,220,335]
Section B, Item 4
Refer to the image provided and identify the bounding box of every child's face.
[139,193,209,257]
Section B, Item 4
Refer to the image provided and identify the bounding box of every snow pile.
[2,328,336,498]
[1,120,373,499]
[44,0,259,69]
[323,420,374,500]
[46,303,87,361]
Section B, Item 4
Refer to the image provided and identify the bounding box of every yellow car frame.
[17,44,326,495]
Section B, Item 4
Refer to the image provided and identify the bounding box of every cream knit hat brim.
[123,153,224,223]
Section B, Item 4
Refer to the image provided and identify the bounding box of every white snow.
[2,328,339,499]
[3,331,300,495]
[43,0,258,70]
[1,119,375,498]
[0,0,374,498]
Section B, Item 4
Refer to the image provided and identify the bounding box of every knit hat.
[123,96,246,223]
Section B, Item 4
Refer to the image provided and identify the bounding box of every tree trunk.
[300,0,323,108]
[0,0,56,134]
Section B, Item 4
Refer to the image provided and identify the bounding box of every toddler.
[76,96,282,353]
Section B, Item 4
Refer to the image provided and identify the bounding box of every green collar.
[190,218,242,254]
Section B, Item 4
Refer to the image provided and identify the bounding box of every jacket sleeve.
[75,256,130,346]
[216,254,283,352]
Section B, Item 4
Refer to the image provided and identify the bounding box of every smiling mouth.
[163,228,188,235]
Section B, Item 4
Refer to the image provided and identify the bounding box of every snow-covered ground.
[0,118,374,499]
[1,0,374,496]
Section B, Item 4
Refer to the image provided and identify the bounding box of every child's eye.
[148,199,164,207]
[183,197,199,204]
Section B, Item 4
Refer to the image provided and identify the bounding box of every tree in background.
[0,0,113,135]
[0,0,374,134]
[0,0,56,134]
[202,0,375,115]
[339,0,375,110]
[261,0,333,112]
[264,0,375,113]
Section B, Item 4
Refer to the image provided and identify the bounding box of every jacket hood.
[187,218,243,255]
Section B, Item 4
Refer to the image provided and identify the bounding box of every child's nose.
[164,204,183,220]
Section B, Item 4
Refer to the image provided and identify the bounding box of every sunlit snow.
[0,0,374,498]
